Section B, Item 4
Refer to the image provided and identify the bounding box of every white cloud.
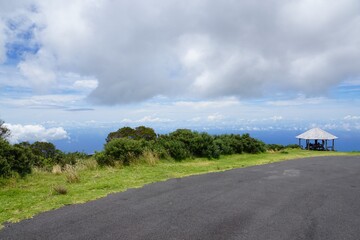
[174,98,240,109]
[18,50,57,92]
[207,113,224,122]
[121,116,173,123]
[73,80,98,90]
[269,116,283,121]
[267,96,328,106]
[0,21,5,64]
[1,94,83,108]
[340,78,360,87]
[190,117,201,122]
[4,123,69,143]
[344,115,360,120]
[2,0,359,104]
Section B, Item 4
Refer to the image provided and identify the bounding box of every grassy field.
[1,149,359,227]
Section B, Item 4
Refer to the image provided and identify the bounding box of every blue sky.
[1,0,360,147]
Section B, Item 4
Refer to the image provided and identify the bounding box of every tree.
[0,139,33,177]
[134,126,156,141]
[106,126,156,142]
[30,141,56,159]
[0,119,10,140]
[106,127,136,143]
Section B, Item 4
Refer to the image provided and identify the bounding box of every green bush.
[0,155,12,178]
[95,151,115,166]
[204,141,221,159]
[149,140,170,159]
[8,146,33,177]
[103,138,147,165]
[161,139,191,161]
[214,138,234,155]
[14,142,47,168]
[190,133,212,157]
[241,134,266,154]
[14,142,66,169]
[214,134,244,155]
[167,130,220,159]
[286,144,301,149]
[0,140,33,177]
[1,140,33,177]
[97,127,268,166]
[169,129,196,145]
[267,144,285,151]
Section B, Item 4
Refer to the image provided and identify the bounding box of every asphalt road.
[1,156,360,240]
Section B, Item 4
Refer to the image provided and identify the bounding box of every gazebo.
[296,128,338,151]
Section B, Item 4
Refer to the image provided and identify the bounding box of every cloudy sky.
[1,0,360,145]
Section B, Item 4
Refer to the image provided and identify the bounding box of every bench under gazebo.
[296,128,338,151]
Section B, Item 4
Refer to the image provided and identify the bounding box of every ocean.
[53,129,360,154]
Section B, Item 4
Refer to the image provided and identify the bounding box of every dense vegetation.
[0,139,87,178]
[1,121,297,178]
[0,119,88,178]
[97,127,268,166]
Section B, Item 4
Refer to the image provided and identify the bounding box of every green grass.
[0,150,359,227]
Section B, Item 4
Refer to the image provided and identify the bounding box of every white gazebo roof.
[296,128,338,140]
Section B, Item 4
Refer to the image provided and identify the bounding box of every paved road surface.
[1,156,360,240]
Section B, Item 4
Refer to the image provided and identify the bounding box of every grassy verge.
[0,150,358,227]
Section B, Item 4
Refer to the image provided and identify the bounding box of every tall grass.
[64,165,80,183]
[53,185,68,195]
[139,150,159,166]
[52,165,62,175]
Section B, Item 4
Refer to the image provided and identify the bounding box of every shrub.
[149,140,170,159]
[62,153,78,166]
[214,134,244,155]
[95,151,115,166]
[0,140,33,177]
[286,144,301,149]
[14,141,75,170]
[190,133,212,157]
[267,144,285,152]
[169,129,197,147]
[241,134,266,154]
[103,138,147,165]
[204,141,221,159]
[7,146,33,177]
[0,155,12,178]
[161,139,191,161]
[97,128,269,166]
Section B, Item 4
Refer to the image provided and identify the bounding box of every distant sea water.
[54,129,360,153]
[247,130,360,152]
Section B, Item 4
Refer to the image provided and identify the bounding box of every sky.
[0,0,360,150]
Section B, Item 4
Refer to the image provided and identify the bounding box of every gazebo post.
[332,139,335,151]
[298,139,301,148]
[307,139,310,150]
[325,140,328,151]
